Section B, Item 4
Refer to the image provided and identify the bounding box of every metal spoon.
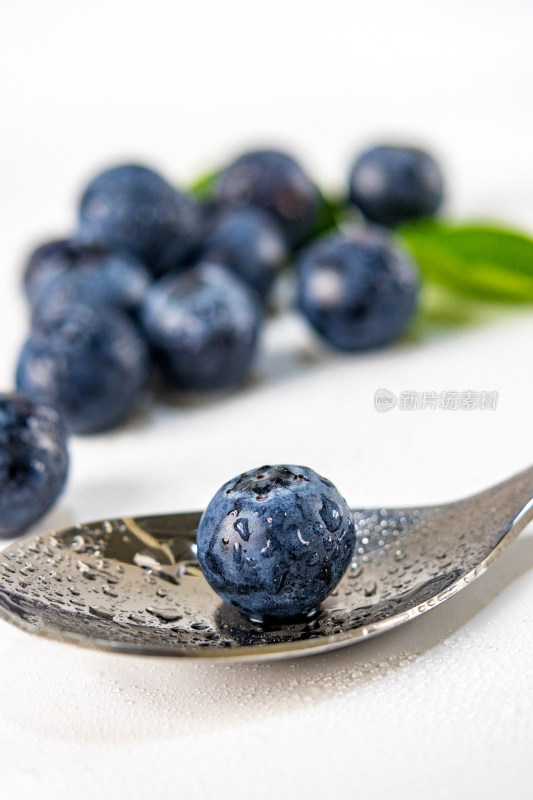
[1,465,532,661]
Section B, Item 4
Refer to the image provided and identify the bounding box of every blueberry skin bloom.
[203,207,287,300]
[16,303,148,435]
[197,465,355,620]
[141,263,262,392]
[24,240,151,316]
[348,145,444,227]
[77,164,203,274]
[215,150,321,247]
[297,229,419,351]
[0,393,69,538]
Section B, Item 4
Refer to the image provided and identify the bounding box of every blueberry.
[203,207,287,300]
[77,164,203,274]
[0,393,69,538]
[297,228,419,351]
[215,150,320,247]
[197,464,355,620]
[155,198,211,275]
[16,303,148,434]
[24,239,72,302]
[348,145,444,227]
[141,262,262,392]
[24,240,151,316]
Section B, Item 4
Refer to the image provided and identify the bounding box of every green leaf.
[310,191,339,236]
[413,282,512,338]
[398,220,533,303]
[189,169,219,199]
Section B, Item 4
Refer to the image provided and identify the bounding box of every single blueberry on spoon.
[197,464,356,622]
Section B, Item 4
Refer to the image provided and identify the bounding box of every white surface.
[1,1,533,798]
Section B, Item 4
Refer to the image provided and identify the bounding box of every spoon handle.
[454,464,533,554]
[480,464,533,527]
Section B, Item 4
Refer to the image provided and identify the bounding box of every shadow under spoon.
[1,465,532,661]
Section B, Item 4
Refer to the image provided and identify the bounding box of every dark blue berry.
[77,164,203,274]
[0,393,69,538]
[155,199,211,275]
[215,150,320,247]
[24,240,150,317]
[203,207,287,300]
[141,263,262,392]
[297,228,419,351]
[24,239,72,302]
[197,464,355,620]
[348,145,444,227]
[16,303,148,434]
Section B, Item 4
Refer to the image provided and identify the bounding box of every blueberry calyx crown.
[226,464,310,500]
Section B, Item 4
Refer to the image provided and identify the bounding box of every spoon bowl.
[1,466,532,661]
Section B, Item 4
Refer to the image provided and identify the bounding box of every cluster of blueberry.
[1,143,444,539]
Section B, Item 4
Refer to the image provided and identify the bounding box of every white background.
[1,1,533,798]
